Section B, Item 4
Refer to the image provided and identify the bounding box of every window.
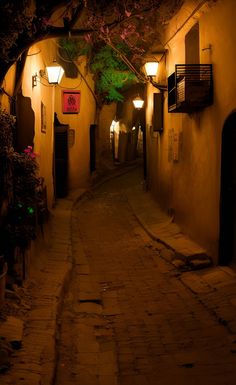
[185,23,199,65]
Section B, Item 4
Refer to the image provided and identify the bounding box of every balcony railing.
[168,64,213,113]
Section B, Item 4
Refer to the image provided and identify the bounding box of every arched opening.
[219,112,236,265]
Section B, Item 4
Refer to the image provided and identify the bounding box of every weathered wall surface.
[22,40,56,208]
[0,65,16,111]
[54,57,96,189]
[21,39,96,204]
[146,0,234,262]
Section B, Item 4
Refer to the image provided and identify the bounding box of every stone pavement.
[0,189,86,385]
[0,162,236,384]
[125,183,211,269]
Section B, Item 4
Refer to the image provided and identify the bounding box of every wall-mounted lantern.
[32,61,64,87]
[45,63,64,84]
[144,58,167,91]
[144,61,159,78]
[132,95,144,109]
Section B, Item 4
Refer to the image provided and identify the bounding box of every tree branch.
[67,3,85,30]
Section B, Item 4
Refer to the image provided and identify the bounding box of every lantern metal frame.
[132,95,144,110]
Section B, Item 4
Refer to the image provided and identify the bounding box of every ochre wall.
[1,40,57,209]
[21,39,96,202]
[54,57,96,189]
[146,0,235,262]
[2,37,109,205]
[21,40,56,208]
[0,65,16,111]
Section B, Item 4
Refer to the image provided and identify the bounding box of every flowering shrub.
[23,145,38,159]
[5,146,40,249]
[0,109,40,257]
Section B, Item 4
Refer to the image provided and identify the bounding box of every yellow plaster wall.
[1,40,56,209]
[54,58,96,189]
[146,0,235,262]
[21,40,56,208]
[0,65,16,111]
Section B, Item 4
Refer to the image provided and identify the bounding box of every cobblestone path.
[55,173,236,385]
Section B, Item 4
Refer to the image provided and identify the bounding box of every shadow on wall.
[16,92,35,151]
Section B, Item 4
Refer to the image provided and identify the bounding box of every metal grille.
[168,64,213,113]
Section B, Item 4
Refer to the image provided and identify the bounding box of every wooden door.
[54,125,69,198]
[219,112,236,265]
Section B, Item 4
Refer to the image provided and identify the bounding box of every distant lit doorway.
[219,112,236,265]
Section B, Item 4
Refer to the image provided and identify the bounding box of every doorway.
[54,124,69,198]
[16,92,35,151]
[219,112,236,265]
[90,124,97,173]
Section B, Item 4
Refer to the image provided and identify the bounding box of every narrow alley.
[54,167,236,385]
[2,1,236,385]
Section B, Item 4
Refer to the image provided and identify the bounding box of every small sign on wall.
[62,90,80,114]
[168,128,174,162]
[168,127,181,162]
[173,127,179,162]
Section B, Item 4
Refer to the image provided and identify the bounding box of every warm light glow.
[144,61,159,77]
[110,119,117,132]
[110,120,119,134]
[133,96,144,109]
[46,64,64,84]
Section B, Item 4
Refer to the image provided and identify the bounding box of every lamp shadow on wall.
[16,92,35,152]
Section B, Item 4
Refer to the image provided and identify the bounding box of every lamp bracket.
[149,77,167,91]
[39,69,46,78]
[32,73,37,87]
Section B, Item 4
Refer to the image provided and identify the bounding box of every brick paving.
[0,195,79,385]
[1,165,236,385]
[55,171,236,385]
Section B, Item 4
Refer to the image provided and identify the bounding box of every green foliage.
[0,107,15,153]
[90,44,137,103]
[5,148,40,250]
[59,38,91,60]
[90,44,129,72]
[95,68,136,102]
[59,39,137,103]
[0,110,40,253]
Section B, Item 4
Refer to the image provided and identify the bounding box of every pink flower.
[125,10,131,17]
[23,146,39,158]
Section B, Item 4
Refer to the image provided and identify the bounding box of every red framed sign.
[62,90,80,114]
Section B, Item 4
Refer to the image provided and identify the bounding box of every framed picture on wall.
[41,101,46,133]
[62,90,80,114]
